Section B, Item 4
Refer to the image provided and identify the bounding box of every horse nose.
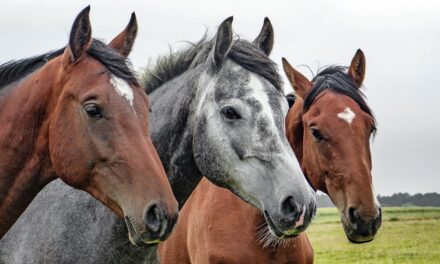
[281,196,299,221]
[280,196,316,231]
[348,206,382,236]
[144,203,178,240]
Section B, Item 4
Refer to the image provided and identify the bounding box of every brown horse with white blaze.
[0,7,178,244]
[158,49,381,263]
[284,51,381,243]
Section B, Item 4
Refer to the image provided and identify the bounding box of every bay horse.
[0,7,178,244]
[0,17,316,263]
[158,49,382,263]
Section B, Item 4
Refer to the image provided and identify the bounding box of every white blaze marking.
[110,76,134,108]
[196,73,217,115]
[295,205,306,228]
[249,75,276,128]
[337,107,356,124]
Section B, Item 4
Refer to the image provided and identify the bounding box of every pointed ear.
[348,49,366,88]
[67,6,92,63]
[282,58,312,99]
[253,17,274,56]
[213,16,233,66]
[109,12,138,57]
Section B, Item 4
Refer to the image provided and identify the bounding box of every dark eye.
[310,127,325,141]
[84,103,102,119]
[221,106,241,119]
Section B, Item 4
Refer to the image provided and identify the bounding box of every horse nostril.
[144,204,164,235]
[281,196,298,220]
[348,207,357,223]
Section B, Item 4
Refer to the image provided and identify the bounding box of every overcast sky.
[1,0,439,195]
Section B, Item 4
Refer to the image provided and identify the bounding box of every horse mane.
[141,34,282,94]
[304,66,377,134]
[0,48,65,88]
[0,39,138,89]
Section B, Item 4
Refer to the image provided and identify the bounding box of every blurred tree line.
[316,192,440,207]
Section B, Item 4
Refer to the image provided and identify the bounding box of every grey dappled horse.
[0,17,316,263]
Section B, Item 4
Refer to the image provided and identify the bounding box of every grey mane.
[141,35,282,94]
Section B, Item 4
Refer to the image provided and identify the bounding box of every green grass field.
[307,207,440,263]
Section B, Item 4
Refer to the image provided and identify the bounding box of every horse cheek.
[48,104,90,188]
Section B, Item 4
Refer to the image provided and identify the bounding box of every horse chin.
[125,216,161,247]
[346,234,375,244]
[263,211,301,239]
[342,219,376,244]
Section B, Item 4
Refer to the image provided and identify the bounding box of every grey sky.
[1,0,439,195]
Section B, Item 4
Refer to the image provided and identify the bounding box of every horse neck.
[0,59,62,237]
[148,68,204,208]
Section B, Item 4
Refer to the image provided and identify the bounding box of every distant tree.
[317,192,440,208]
[378,192,440,207]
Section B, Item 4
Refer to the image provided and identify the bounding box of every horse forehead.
[331,97,364,125]
[313,91,361,115]
[110,75,135,108]
[214,63,252,100]
[250,74,287,116]
[337,107,356,124]
[214,66,282,105]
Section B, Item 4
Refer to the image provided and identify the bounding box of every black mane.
[0,49,64,88]
[304,66,376,133]
[87,40,139,86]
[141,35,282,94]
[0,39,138,89]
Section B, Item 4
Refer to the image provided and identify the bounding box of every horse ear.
[67,6,92,63]
[213,16,233,66]
[348,49,366,88]
[282,58,312,99]
[109,12,138,57]
[253,17,274,56]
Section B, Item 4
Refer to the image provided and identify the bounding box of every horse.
[157,49,382,263]
[0,7,178,245]
[0,17,316,263]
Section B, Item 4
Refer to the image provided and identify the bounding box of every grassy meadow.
[307,207,440,263]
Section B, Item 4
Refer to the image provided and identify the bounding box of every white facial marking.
[248,74,308,190]
[337,107,356,124]
[110,76,134,108]
[249,74,278,130]
[294,205,306,228]
[196,73,217,115]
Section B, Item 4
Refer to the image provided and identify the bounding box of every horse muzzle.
[264,198,316,238]
[125,203,178,247]
[343,207,382,243]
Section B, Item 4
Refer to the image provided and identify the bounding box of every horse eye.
[221,106,241,120]
[310,127,325,141]
[84,103,102,119]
